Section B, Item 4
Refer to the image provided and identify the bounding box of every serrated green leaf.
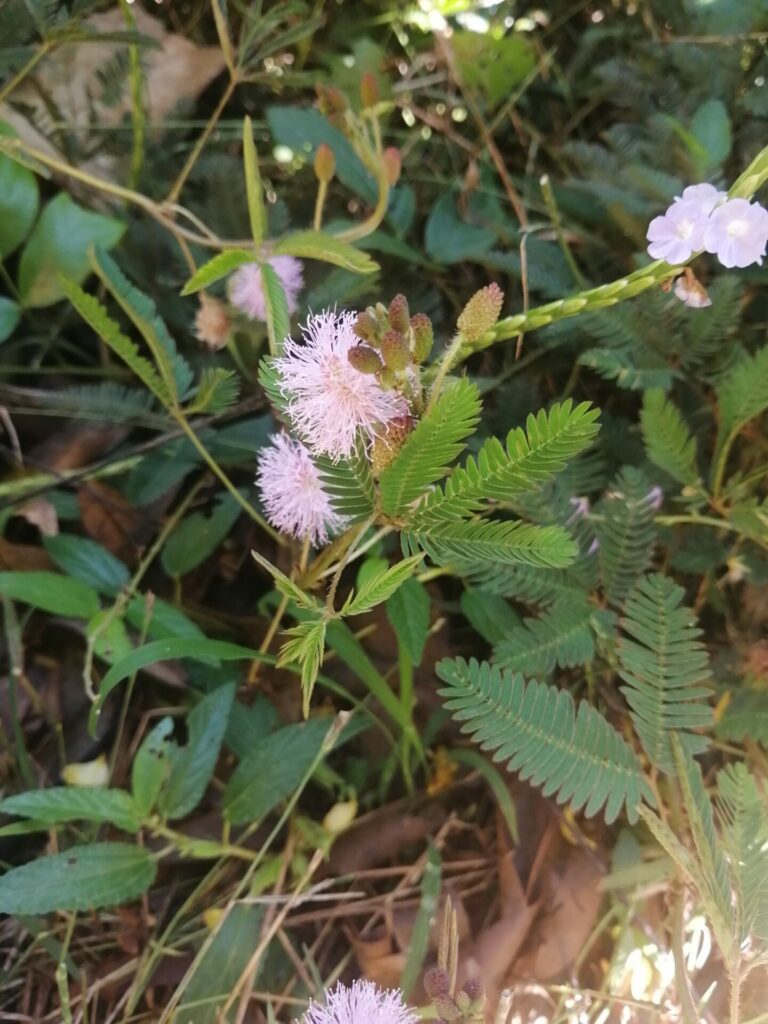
[0,843,156,913]
[341,554,424,617]
[132,717,174,818]
[0,787,140,832]
[243,115,266,246]
[161,492,242,577]
[0,571,100,619]
[387,576,430,665]
[261,260,290,355]
[272,230,378,274]
[160,684,235,820]
[223,717,333,823]
[380,378,481,517]
[181,249,255,295]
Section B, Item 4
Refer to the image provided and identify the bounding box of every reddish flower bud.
[382,147,402,186]
[423,966,451,998]
[314,143,336,185]
[380,329,411,372]
[347,343,383,375]
[388,293,410,334]
[410,312,434,362]
[457,282,504,341]
[360,71,379,109]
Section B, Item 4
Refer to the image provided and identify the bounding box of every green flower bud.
[379,366,396,389]
[347,344,383,375]
[313,143,336,184]
[380,328,411,372]
[371,415,413,476]
[410,313,434,362]
[352,310,378,344]
[457,283,504,341]
[388,293,410,334]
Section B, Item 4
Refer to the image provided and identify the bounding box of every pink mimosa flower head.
[299,980,419,1024]
[703,198,768,268]
[646,199,707,264]
[275,310,408,460]
[256,433,347,545]
[230,255,304,321]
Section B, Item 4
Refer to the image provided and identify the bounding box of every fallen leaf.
[350,926,406,990]
[0,536,54,571]
[326,804,446,876]
[78,481,143,564]
[17,496,58,537]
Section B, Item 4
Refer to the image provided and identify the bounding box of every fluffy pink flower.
[256,433,346,545]
[646,199,707,264]
[703,198,768,268]
[275,310,407,460]
[230,255,304,321]
[300,980,418,1024]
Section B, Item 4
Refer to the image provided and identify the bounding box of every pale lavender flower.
[703,198,768,268]
[568,496,590,523]
[256,433,346,545]
[646,485,664,511]
[230,255,304,321]
[675,183,726,217]
[275,310,407,460]
[646,199,708,264]
[300,980,418,1024]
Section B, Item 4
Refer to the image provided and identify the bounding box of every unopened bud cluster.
[423,965,483,1024]
[457,283,504,342]
[349,294,434,386]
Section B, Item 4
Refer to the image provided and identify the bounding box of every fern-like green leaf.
[437,657,653,823]
[59,278,171,406]
[715,344,768,463]
[261,261,290,355]
[464,562,588,606]
[315,441,375,522]
[181,249,254,295]
[409,400,600,530]
[258,356,287,414]
[278,616,326,716]
[341,554,424,616]
[493,596,597,676]
[379,378,481,516]
[641,389,700,486]
[618,574,712,773]
[186,368,240,414]
[715,763,768,944]
[412,519,578,571]
[715,690,768,746]
[595,467,658,605]
[92,249,194,402]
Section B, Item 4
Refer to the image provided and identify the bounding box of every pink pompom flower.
[256,433,346,545]
[703,197,768,269]
[230,255,304,321]
[275,310,407,460]
[646,199,708,264]
[300,980,419,1024]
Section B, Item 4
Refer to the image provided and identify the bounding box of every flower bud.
[410,312,434,362]
[194,294,231,350]
[352,310,379,344]
[360,71,379,109]
[347,343,383,375]
[380,328,411,372]
[314,143,336,185]
[315,83,347,115]
[433,996,461,1021]
[322,799,357,835]
[388,293,410,334]
[457,283,504,342]
[462,979,482,1001]
[382,146,402,186]
[371,415,412,475]
[423,966,451,998]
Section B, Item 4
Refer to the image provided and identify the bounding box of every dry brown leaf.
[326,804,446,876]
[78,481,143,564]
[0,536,54,571]
[515,847,604,982]
[350,926,406,990]
[17,496,59,537]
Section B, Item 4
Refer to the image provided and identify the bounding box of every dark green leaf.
[0,571,100,618]
[44,535,130,597]
[0,787,140,832]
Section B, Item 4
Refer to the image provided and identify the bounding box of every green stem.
[173,410,284,543]
[426,333,464,412]
[0,41,51,105]
[335,164,390,244]
[166,75,238,204]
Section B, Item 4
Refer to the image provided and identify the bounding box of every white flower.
[703,197,768,269]
[676,183,726,217]
[300,980,418,1024]
[646,199,708,264]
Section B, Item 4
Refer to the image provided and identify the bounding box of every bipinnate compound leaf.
[411,519,578,571]
[618,574,712,773]
[0,842,156,913]
[341,554,424,617]
[380,378,481,516]
[437,657,653,823]
[493,596,596,677]
[315,442,376,522]
[594,467,657,605]
[641,389,700,486]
